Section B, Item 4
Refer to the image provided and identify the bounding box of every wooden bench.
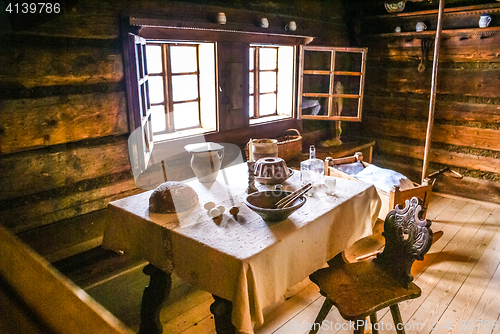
[14,210,144,288]
[0,224,135,334]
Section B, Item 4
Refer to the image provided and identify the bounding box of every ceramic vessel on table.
[184,142,224,183]
[251,139,278,161]
[244,190,306,222]
[254,157,293,185]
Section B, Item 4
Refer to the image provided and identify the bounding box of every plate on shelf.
[384,1,405,13]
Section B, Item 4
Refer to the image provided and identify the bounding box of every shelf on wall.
[365,3,500,19]
[365,26,500,39]
[129,17,315,44]
[359,3,499,37]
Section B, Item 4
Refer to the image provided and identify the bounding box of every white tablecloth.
[102,163,381,334]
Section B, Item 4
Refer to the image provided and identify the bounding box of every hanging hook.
[418,39,429,72]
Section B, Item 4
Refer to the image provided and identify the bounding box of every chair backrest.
[374,197,433,288]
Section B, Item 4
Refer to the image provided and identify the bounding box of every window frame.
[249,44,297,124]
[298,46,367,121]
[146,41,218,136]
[249,45,279,119]
[124,18,314,148]
[123,33,154,175]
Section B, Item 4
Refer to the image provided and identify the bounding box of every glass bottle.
[300,145,325,190]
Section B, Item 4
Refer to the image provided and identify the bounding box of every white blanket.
[354,164,415,193]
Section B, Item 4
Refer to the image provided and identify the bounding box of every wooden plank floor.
[86,194,500,334]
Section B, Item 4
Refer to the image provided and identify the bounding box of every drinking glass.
[325,178,336,196]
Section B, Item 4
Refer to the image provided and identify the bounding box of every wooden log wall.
[346,4,500,204]
[0,0,347,243]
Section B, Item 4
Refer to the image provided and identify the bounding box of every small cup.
[217,12,226,25]
[300,170,315,196]
[325,178,336,196]
[260,17,269,28]
[479,15,492,28]
[416,22,427,32]
[286,21,297,31]
[395,26,401,33]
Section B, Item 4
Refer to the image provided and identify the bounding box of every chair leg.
[308,299,333,334]
[389,304,405,334]
[353,318,365,334]
[369,313,379,334]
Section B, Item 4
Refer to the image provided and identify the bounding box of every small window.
[249,45,295,124]
[145,42,217,139]
[298,46,367,121]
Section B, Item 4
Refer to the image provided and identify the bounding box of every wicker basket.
[276,129,302,162]
[245,129,302,162]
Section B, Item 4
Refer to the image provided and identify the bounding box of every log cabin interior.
[1,0,499,333]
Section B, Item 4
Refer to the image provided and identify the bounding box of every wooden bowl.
[244,190,306,222]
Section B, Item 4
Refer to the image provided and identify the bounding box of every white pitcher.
[185,142,224,183]
[479,15,492,28]
[416,22,427,32]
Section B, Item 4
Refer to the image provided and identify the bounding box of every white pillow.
[354,164,414,193]
[335,161,365,175]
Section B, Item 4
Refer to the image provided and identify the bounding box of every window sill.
[250,115,292,126]
[153,128,216,143]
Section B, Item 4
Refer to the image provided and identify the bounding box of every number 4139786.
[442,320,499,331]
[5,3,61,14]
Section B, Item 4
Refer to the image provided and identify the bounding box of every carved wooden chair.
[308,197,433,334]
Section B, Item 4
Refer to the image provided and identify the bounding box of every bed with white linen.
[325,152,433,219]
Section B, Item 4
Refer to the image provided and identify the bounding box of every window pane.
[146,45,163,74]
[259,94,276,116]
[173,102,200,130]
[171,75,198,102]
[170,46,197,73]
[302,98,328,116]
[337,98,360,118]
[304,50,331,71]
[249,47,255,71]
[277,46,294,116]
[174,102,200,130]
[140,82,148,117]
[334,75,361,95]
[149,76,164,104]
[198,43,217,131]
[259,72,276,93]
[249,97,254,118]
[151,105,166,133]
[259,48,277,70]
[335,52,363,72]
[249,72,254,94]
[303,74,330,94]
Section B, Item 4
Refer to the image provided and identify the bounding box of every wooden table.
[102,163,381,334]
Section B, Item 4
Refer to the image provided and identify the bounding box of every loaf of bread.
[149,182,199,213]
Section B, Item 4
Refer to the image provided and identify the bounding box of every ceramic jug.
[184,142,224,183]
[416,22,427,32]
[479,15,492,28]
[217,12,226,25]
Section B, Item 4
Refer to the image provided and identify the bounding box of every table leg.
[138,264,172,334]
[210,295,236,334]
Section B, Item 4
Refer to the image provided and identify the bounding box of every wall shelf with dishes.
[366,26,500,40]
[358,3,500,39]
